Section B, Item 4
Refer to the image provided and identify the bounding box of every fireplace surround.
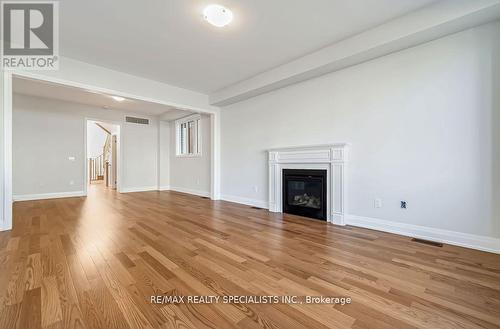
[268,144,348,225]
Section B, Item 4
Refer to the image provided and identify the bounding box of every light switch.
[68,156,76,161]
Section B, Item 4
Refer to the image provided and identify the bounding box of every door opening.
[86,120,120,191]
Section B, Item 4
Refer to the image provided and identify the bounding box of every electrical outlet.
[196,179,200,185]
[69,180,74,186]
[374,198,382,208]
[400,201,407,209]
[253,186,259,193]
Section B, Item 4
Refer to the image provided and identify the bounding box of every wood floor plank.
[83,278,130,329]
[98,264,153,329]
[19,287,42,329]
[0,182,499,329]
[159,304,198,329]
[24,253,42,291]
[41,276,63,327]
[0,303,23,329]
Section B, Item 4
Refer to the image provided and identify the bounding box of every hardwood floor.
[1,183,500,329]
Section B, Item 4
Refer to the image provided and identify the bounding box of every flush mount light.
[203,4,233,27]
[111,96,125,102]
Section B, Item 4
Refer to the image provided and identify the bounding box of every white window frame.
[175,114,202,157]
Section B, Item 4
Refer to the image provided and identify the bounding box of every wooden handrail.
[95,122,111,135]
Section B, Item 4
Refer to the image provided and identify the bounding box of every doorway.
[86,120,120,192]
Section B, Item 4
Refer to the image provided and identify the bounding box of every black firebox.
[282,169,327,220]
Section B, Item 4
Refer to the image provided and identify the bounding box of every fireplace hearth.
[283,169,327,220]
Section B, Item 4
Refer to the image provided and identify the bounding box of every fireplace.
[268,144,348,224]
[282,169,327,220]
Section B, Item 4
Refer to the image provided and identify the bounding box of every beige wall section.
[168,114,211,196]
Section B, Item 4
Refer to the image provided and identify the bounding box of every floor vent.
[411,238,443,247]
[251,206,263,210]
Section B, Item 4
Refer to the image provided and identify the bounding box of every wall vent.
[125,116,149,125]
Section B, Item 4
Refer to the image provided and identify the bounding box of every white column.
[210,111,221,200]
[330,146,347,225]
[1,71,13,231]
[268,151,278,212]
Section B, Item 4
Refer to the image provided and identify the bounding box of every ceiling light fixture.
[203,4,233,27]
[111,96,125,102]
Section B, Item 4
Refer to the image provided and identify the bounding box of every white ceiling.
[59,0,437,94]
[13,76,191,117]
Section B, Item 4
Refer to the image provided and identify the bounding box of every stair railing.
[89,154,105,182]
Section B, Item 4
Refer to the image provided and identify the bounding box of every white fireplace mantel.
[268,144,348,225]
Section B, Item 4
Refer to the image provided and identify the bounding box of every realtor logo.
[1,1,59,70]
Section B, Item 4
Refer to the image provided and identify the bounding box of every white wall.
[13,94,159,196]
[169,114,211,196]
[87,122,108,158]
[220,21,500,240]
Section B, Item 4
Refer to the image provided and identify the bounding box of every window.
[176,115,201,157]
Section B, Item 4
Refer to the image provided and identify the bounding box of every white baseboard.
[190,191,500,254]
[169,186,210,198]
[120,185,210,198]
[120,186,159,193]
[13,191,86,202]
[345,214,500,254]
[221,194,268,209]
